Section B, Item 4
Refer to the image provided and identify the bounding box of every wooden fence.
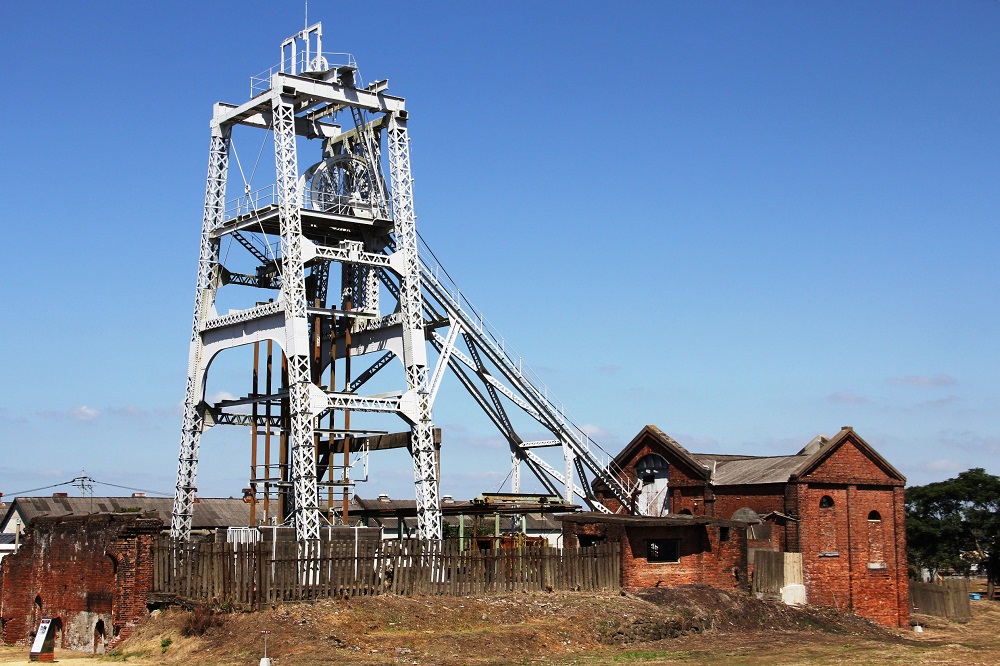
[153,538,620,607]
[751,550,803,597]
[910,578,972,620]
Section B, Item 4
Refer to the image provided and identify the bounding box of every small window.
[578,535,606,548]
[819,495,834,509]
[868,510,882,521]
[719,526,731,542]
[642,473,655,485]
[647,539,681,562]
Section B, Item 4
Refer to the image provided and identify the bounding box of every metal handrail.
[415,243,632,484]
[250,51,358,97]
[224,184,280,220]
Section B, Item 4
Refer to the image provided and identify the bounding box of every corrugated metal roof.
[557,512,748,528]
[369,512,561,533]
[4,497,251,530]
[692,453,807,485]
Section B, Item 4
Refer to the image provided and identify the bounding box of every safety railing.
[225,184,280,220]
[224,184,382,223]
[250,51,358,97]
[416,238,635,502]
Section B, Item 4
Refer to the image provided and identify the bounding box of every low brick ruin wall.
[0,513,161,653]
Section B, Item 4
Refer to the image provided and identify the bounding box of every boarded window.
[867,510,885,565]
[635,454,670,516]
[647,539,681,562]
[819,495,838,554]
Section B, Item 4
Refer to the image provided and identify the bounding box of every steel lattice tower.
[171,24,642,545]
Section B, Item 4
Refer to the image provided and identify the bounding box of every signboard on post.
[260,629,271,666]
[29,618,55,662]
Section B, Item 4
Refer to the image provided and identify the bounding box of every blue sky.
[1,2,997,501]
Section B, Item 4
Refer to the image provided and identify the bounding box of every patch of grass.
[613,650,696,662]
[105,648,149,662]
[160,636,172,653]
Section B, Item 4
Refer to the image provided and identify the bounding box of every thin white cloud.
[206,391,238,404]
[107,405,147,419]
[887,374,956,387]
[938,430,1000,456]
[579,423,612,440]
[923,459,963,474]
[597,364,621,375]
[827,392,869,405]
[69,406,99,422]
[914,396,960,410]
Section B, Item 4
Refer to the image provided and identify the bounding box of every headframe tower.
[171,23,641,544]
[171,23,440,542]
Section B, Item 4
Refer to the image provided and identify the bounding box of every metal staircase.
[414,239,637,511]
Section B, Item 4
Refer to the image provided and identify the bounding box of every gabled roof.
[611,425,904,489]
[612,425,708,480]
[692,453,806,485]
[0,496,251,531]
[789,426,905,483]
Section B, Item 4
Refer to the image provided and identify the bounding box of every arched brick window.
[635,454,670,516]
[867,510,886,567]
[818,496,837,554]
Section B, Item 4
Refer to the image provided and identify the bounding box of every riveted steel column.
[273,93,321,543]
[171,119,231,540]
[387,112,441,540]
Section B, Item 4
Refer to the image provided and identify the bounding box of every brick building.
[591,425,909,627]
[560,513,748,591]
[0,513,161,653]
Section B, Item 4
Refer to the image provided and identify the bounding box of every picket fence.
[910,578,972,620]
[153,538,620,607]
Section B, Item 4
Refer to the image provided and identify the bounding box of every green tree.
[905,467,1000,597]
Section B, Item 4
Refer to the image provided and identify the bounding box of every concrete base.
[780,584,807,606]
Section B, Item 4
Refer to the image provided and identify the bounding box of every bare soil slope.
[3,589,998,665]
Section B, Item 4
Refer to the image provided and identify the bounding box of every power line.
[91,480,172,497]
[3,481,74,497]
[4,478,172,498]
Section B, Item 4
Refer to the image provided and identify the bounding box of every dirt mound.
[107,588,900,665]
[630,586,893,639]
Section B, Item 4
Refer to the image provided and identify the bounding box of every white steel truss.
[171,23,640,545]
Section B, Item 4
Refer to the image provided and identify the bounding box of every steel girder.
[418,267,635,512]
[273,94,322,542]
[171,122,231,540]
[172,25,639,549]
[174,40,447,542]
[387,113,441,540]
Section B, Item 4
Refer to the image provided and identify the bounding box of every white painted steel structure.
[171,24,639,544]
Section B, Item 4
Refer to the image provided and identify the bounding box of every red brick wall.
[562,519,747,592]
[0,514,161,652]
[711,486,786,522]
[793,437,909,627]
[596,428,910,627]
[670,486,707,516]
[594,434,708,515]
